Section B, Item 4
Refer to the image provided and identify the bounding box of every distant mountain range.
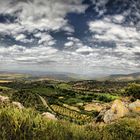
[0,70,86,81]
[99,72,140,81]
[0,70,140,81]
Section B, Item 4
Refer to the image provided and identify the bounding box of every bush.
[124,83,140,99]
[11,90,47,112]
[96,94,118,103]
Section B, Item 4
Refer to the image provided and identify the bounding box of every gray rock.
[96,99,129,123]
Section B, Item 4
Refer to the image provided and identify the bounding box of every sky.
[0,0,140,76]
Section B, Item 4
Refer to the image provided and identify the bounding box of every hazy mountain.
[100,72,140,81]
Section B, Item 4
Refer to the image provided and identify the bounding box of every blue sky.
[0,0,140,76]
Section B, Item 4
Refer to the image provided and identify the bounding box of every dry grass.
[63,104,80,112]
[84,103,109,112]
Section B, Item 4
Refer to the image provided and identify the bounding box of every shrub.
[102,118,140,140]
[124,83,140,99]
[11,90,47,112]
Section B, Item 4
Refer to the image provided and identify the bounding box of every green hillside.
[0,79,140,140]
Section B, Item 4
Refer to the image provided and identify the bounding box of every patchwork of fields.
[0,77,140,125]
[0,75,140,140]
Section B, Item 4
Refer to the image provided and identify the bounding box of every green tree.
[124,83,140,99]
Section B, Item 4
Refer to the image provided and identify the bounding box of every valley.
[0,73,140,139]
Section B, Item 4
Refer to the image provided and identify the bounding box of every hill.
[0,80,140,140]
[99,72,140,81]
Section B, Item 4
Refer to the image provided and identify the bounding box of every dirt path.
[38,95,55,114]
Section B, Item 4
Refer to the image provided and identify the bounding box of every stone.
[129,100,140,113]
[0,95,9,103]
[103,110,116,123]
[12,102,24,109]
[42,112,57,120]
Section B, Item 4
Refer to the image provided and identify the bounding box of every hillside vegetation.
[0,79,140,139]
[0,104,140,140]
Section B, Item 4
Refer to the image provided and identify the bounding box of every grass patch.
[0,86,11,91]
[0,106,97,140]
[0,105,140,140]
[94,93,119,102]
[57,83,72,90]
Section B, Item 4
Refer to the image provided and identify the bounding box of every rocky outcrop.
[103,110,117,123]
[0,95,24,109]
[96,99,129,123]
[42,112,57,121]
[129,100,140,113]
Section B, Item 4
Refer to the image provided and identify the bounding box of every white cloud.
[76,46,93,53]
[14,34,34,43]
[0,41,139,75]
[112,15,125,24]
[62,25,75,33]
[91,0,109,16]
[0,0,140,75]
[64,41,74,47]
[87,11,140,74]
[38,33,55,46]
[0,0,88,46]
[89,19,140,43]
[15,34,26,41]
[0,45,58,63]
[0,0,87,33]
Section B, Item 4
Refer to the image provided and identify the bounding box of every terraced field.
[51,105,93,124]
[1,79,139,125]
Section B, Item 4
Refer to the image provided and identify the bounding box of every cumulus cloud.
[88,12,140,74]
[0,0,140,75]
[15,34,26,41]
[0,0,87,32]
[89,19,140,42]
[76,45,93,53]
[37,33,55,46]
[64,41,74,47]
[0,0,87,46]
[90,0,108,15]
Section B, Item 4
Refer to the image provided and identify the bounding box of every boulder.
[12,102,24,109]
[103,110,116,123]
[111,99,129,117]
[96,99,129,123]
[0,95,9,103]
[103,99,129,123]
[42,112,57,121]
[129,100,140,113]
